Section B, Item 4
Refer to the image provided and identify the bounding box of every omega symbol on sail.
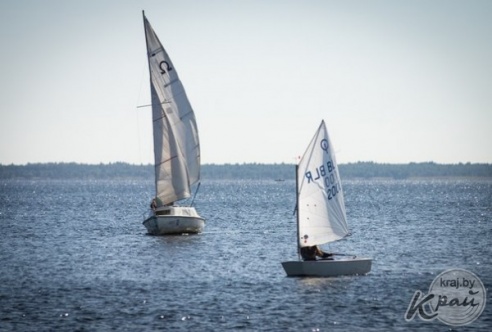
[320,139,329,153]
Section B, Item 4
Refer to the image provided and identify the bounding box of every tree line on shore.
[1,162,491,180]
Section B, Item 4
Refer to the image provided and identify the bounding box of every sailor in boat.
[300,246,334,261]
[150,197,173,211]
[150,198,157,211]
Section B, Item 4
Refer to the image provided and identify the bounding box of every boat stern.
[143,206,205,235]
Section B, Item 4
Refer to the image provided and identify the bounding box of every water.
[1,178,491,331]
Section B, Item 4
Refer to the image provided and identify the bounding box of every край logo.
[405,268,486,326]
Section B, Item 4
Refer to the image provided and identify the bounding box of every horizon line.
[1,161,491,167]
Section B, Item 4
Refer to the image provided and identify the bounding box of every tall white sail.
[143,12,200,206]
[297,120,349,247]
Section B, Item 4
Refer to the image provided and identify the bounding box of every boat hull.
[143,206,205,235]
[281,257,372,277]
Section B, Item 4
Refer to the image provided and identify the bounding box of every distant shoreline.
[1,162,491,180]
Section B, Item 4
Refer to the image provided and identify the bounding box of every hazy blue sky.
[1,0,491,165]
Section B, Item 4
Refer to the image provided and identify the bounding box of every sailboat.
[141,11,205,235]
[281,120,371,277]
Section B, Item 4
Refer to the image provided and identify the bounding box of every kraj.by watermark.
[405,268,486,326]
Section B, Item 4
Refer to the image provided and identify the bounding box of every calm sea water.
[1,178,491,331]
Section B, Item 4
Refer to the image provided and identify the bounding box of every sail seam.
[155,155,178,167]
[153,115,166,122]
[164,78,179,88]
[179,110,194,121]
[149,47,164,56]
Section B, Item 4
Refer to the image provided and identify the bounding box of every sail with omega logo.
[297,120,349,247]
[143,12,200,206]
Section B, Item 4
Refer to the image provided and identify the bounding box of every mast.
[142,10,157,199]
[295,164,301,261]
[142,10,151,85]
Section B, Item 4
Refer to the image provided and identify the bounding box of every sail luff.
[143,12,201,206]
[142,11,158,199]
[297,120,349,248]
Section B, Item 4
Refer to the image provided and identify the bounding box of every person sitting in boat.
[300,246,333,261]
[150,198,157,211]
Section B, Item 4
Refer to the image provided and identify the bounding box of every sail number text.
[305,160,341,200]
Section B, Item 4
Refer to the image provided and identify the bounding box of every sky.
[0,0,491,165]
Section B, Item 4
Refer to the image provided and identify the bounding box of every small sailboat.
[141,11,205,235]
[281,121,371,276]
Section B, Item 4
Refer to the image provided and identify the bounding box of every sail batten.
[297,120,349,247]
[143,13,201,206]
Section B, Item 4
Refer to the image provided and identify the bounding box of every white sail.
[297,120,349,247]
[143,12,200,206]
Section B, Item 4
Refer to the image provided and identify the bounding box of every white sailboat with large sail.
[141,11,205,235]
[281,120,371,276]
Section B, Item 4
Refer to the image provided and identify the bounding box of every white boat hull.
[143,206,205,235]
[281,257,372,277]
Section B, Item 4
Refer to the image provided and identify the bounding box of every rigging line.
[134,58,149,165]
[190,182,201,207]
[135,57,148,108]
[134,108,142,165]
